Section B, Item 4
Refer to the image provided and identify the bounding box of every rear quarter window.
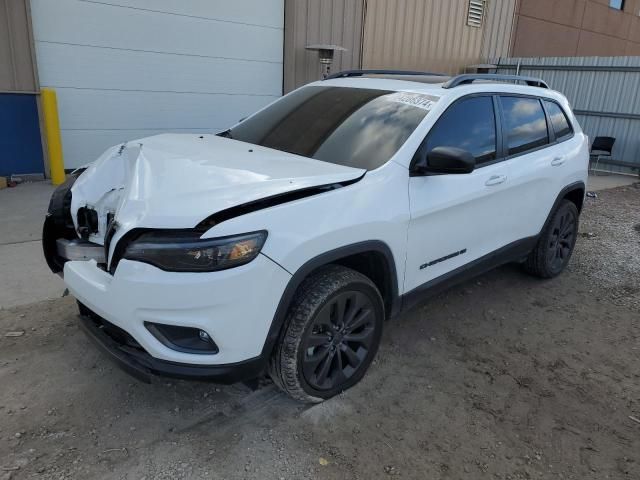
[544,100,573,140]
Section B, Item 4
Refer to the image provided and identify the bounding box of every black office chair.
[589,136,615,173]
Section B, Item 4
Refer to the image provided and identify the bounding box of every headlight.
[122,230,267,272]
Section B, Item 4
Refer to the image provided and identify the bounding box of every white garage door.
[31,0,284,169]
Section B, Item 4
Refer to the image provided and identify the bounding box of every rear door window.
[500,96,549,156]
[544,100,573,140]
[424,96,497,165]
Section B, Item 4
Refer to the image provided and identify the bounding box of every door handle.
[485,174,507,186]
[551,156,566,166]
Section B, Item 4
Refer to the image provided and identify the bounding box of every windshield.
[226,86,437,170]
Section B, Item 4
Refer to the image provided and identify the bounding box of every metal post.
[41,88,65,185]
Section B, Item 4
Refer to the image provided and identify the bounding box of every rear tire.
[524,200,579,278]
[269,265,384,402]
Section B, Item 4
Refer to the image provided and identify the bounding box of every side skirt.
[399,236,538,314]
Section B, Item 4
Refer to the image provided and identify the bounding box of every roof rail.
[325,69,446,80]
[442,74,549,89]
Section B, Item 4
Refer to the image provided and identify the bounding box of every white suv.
[43,71,588,402]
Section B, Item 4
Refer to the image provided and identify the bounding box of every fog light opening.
[145,322,219,355]
[199,330,212,343]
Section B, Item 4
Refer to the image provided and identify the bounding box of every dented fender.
[62,133,365,268]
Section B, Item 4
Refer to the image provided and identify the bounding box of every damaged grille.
[77,207,99,238]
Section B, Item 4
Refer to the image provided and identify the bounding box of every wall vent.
[467,0,486,28]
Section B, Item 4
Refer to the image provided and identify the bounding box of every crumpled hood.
[70,133,365,243]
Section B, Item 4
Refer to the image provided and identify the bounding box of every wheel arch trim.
[260,240,400,360]
[540,181,585,236]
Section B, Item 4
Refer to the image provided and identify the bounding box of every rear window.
[227,86,437,170]
[544,100,573,140]
[500,96,549,156]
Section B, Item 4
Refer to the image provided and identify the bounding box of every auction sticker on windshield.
[388,92,440,111]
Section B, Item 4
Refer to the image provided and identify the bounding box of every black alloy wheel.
[546,206,577,274]
[301,290,377,391]
[269,265,384,402]
[524,200,579,278]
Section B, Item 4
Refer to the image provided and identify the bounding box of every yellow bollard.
[41,88,66,185]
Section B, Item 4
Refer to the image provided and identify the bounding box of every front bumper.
[64,254,291,371]
[78,306,265,383]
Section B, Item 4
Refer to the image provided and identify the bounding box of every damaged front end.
[43,142,143,276]
[42,143,130,275]
[43,133,366,277]
[42,170,108,275]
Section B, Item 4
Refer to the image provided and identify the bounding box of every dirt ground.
[1,184,639,480]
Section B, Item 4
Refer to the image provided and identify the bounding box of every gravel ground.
[1,184,639,480]
[571,186,640,311]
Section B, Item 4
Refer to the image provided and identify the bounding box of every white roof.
[311,76,567,103]
[312,76,447,95]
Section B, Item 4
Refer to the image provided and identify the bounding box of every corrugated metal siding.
[493,56,640,172]
[283,0,364,92]
[480,0,516,60]
[362,0,510,75]
[0,0,38,92]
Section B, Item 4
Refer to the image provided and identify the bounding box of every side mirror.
[413,146,475,175]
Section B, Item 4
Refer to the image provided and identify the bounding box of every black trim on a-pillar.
[260,240,400,360]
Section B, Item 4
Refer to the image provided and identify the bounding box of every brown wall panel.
[518,0,586,28]
[0,4,13,90]
[511,0,640,57]
[512,16,581,57]
[481,0,518,60]
[629,15,640,43]
[625,41,640,55]
[627,0,640,15]
[362,0,509,75]
[283,0,364,92]
[577,29,628,55]
[285,0,516,85]
[581,0,631,39]
[0,0,37,92]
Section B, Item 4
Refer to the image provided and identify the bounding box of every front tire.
[524,200,579,278]
[269,265,384,402]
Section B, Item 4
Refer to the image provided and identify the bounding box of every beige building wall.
[361,0,515,75]
[511,0,640,57]
[481,0,518,60]
[0,0,38,92]
[283,0,364,92]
